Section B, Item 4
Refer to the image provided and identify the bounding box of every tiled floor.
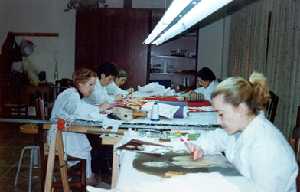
[0,123,41,192]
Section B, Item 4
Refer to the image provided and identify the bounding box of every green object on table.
[188,133,200,141]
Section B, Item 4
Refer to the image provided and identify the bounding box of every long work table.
[0,112,255,192]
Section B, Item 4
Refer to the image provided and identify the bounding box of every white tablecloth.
[87,132,256,192]
[128,111,217,126]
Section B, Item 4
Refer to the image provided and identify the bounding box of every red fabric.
[187,101,211,107]
[143,97,211,107]
[144,96,179,102]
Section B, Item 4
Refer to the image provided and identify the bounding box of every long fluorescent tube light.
[146,0,233,45]
[144,0,193,44]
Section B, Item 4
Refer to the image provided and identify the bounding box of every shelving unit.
[148,34,198,88]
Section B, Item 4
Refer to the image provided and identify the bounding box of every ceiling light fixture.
[144,0,233,45]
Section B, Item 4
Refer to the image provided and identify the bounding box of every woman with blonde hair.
[186,72,298,192]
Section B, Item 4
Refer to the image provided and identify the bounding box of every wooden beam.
[44,130,57,192]
[10,32,59,37]
[56,130,70,192]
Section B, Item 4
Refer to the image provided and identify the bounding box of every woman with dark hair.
[193,67,219,100]
[48,68,101,185]
[186,72,298,192]
[106,69,134,96]
[83,62,120,110]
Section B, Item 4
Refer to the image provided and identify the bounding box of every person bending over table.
[186,72,298,192]
[83,62,120,111]
[106,69,134,97]
[188,67,219,101]
[48,68,101,185]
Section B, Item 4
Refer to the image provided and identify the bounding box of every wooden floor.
[0,123,41,191]
[0,122,112,192]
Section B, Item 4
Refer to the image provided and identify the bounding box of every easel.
[44,119,70,192]
[43,119,124,192]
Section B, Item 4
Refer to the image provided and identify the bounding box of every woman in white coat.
[48,68,100,185]
[106,69,134,96]
[83,62,119,111]
[192,67,219,101]
[187,72,298,192]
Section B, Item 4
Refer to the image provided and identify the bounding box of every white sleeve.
[84,79,114,104]
[62,92,80,115]
[107,82,128,96]
[195,128,231,154]
[194,87,204,94]
[83,79,101,105]
[73,100,103,121]
[247,140,298,192]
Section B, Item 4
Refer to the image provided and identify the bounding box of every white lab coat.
[106,81,128,96]
[195,115,298,192]
[194,80,219,101]
[83,78,114,105]
[48,87,101,177]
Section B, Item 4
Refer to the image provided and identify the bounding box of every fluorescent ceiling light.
[144,0,193,44]
[146,0,233,45]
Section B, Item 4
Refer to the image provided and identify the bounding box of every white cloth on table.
[141,102,180,119]
[128,111,217,126]
[49,87,103,177]
[102,118,123,132]
[195,115,298,192]
[132,82,175,97]
[106,81,128,96]
[83,78,114,105]
[87,172,240,192]
[194,80,219,101]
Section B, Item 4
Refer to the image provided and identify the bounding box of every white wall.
[197,16,231,80]
[0,0,76,82]
[0,0,173,82]
[133,0,172,8]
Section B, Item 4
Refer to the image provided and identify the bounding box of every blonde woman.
[187,72,298,192]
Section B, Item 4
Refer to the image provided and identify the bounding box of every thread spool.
[151,102,160,121]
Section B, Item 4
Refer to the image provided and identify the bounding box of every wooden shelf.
[151,55,196,59]
[150,72,195,75]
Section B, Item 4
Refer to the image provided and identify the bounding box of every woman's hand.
[127,88,134,94]
[184,142,204,160]
[114,95,123,101]
[98,103,111,112]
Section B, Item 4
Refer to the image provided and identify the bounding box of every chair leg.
[81,159,86,192]
[33,147,39,168]
[14,147,26,187]
[28,148,35,192]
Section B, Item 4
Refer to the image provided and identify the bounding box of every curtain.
[228,0,300,137]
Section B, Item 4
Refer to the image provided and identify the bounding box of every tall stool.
[14,98,45,191]
[14,124,40,192]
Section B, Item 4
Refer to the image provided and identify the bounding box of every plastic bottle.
[151,102,160,121]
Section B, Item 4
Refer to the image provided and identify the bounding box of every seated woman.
[83,62,119,111]
[192,67,219,101]
[48,68,101,185]
[106,69,134,96]
[186,72,298,192]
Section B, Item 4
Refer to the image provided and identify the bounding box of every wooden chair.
[290,106,300,160]
[265,91,279,123]
[54,78,73,98]
[289,106,300,192]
